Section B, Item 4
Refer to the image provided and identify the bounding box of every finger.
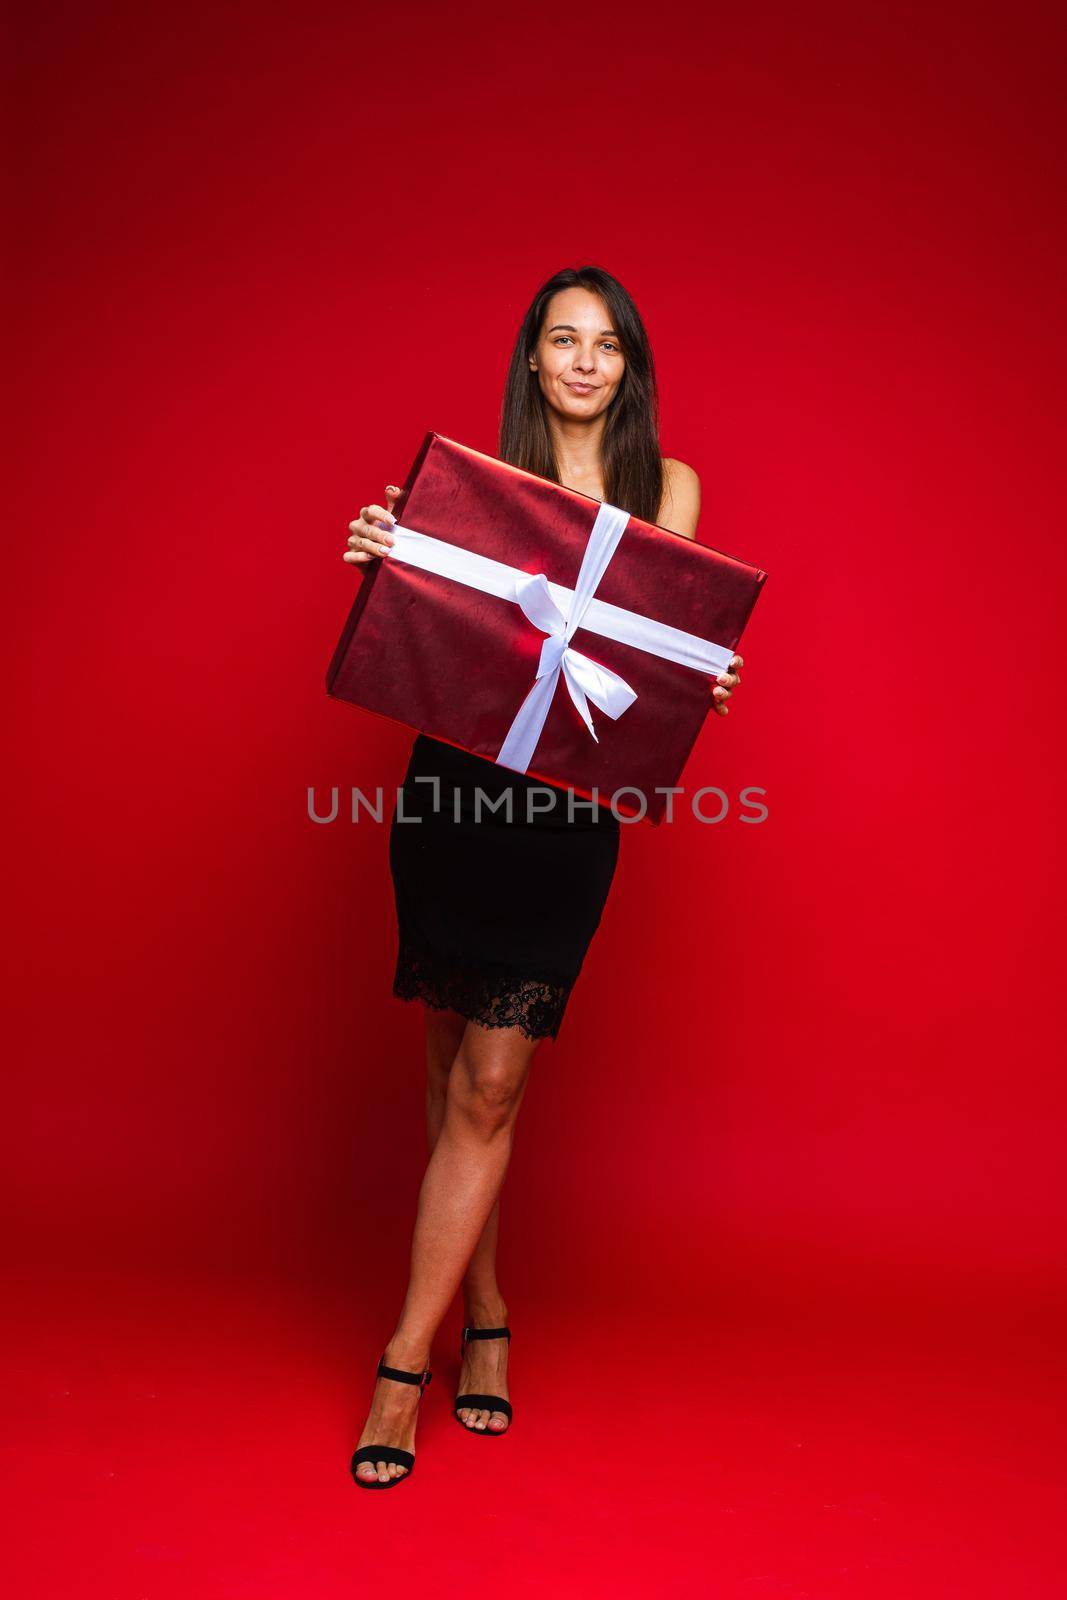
[385,484,401,511]
[349,510,388,541]
[712,685,732,704]
[347,529,391,554]
[362,504,396,548]
[343,531,385,560]
[363,502,395,532]
[730,654,744,671]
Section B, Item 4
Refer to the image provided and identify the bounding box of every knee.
[452,1055,525,1135]
[426,1052,451,1107]
[425,1015,465,1104]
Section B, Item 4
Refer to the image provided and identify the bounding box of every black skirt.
[389,734,621,1040]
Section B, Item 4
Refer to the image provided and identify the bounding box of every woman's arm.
[658,458,701,539]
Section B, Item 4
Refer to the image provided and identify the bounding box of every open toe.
[454,1324,514,1437]
[351,1354,432,1490]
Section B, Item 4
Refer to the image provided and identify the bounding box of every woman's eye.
[553,335,619,352]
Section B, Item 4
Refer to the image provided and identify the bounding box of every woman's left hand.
[710,654,743,716]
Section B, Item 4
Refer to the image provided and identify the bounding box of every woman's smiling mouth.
[564,381,598,395]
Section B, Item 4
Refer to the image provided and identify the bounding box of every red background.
[11,1,1065,1594]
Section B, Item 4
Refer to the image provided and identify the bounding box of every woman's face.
[529,287,626,421]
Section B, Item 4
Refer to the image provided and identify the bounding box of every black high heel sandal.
[454,1324,512,1434]
[350,1353,433,1489]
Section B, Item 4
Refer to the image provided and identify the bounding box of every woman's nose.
[572,347,597,373]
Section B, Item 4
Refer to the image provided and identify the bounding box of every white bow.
[495,567,638,772]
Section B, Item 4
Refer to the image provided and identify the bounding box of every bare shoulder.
[658,457,701,539]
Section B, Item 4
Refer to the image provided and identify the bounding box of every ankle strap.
[461,1325,511,1344]
[377,1354,433,1393]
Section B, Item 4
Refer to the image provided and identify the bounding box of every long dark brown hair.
[498,265,665,526]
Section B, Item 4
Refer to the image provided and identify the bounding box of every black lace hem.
[392,931,571,1041]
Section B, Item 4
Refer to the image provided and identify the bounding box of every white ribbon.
[384,501,735,774]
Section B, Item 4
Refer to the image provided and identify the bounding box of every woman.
[342,265,744,1488]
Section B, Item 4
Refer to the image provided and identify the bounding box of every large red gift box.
[326,433,767,823]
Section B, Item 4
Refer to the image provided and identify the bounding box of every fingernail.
[717,673,729,684]
[378,545,390,555]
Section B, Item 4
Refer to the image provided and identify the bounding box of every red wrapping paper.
[326,433,767,824]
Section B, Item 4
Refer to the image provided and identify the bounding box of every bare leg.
[425,1011,511,1432]
[353,1012,542,1482]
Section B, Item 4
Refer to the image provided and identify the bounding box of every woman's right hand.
[343,485,401,565]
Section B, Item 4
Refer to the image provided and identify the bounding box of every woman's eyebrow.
[547,323,620,336]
